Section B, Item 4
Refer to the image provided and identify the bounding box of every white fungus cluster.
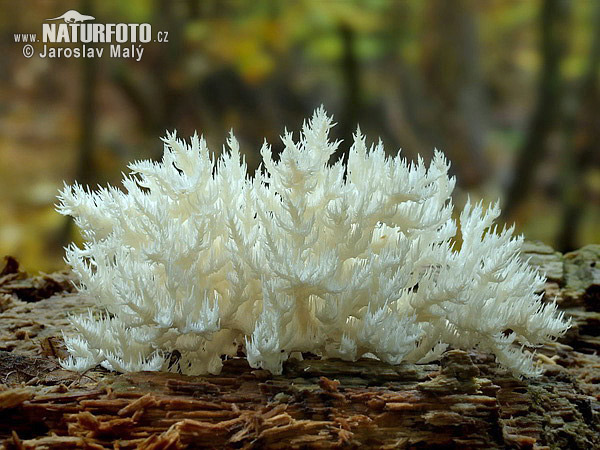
[57,108,569,377]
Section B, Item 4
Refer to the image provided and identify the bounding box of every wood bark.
[0,243,599,449]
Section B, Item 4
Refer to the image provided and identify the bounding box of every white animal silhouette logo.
[46,10,95,23]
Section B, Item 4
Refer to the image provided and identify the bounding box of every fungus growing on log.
[57,108,570,376]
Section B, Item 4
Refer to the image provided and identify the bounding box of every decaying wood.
[0,244,599,449]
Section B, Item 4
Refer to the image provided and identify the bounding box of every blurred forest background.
[0,0,599,272]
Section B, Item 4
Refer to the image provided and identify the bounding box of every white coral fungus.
[57,108,569,377]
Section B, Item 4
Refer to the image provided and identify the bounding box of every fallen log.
[0,242,598,449]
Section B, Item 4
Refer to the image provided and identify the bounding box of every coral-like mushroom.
[57,108,570,376]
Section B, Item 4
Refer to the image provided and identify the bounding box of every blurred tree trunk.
[331,23,362,165]
[556,1,600,252]
[112,0,189,159]
[77,10,97,186]
[155,0,183,134]
[57,0,97,249]
[420,0,488,187]
[380,1,426,162]
[502,0,571,219]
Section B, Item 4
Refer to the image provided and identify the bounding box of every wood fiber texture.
[0,243,599,449]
